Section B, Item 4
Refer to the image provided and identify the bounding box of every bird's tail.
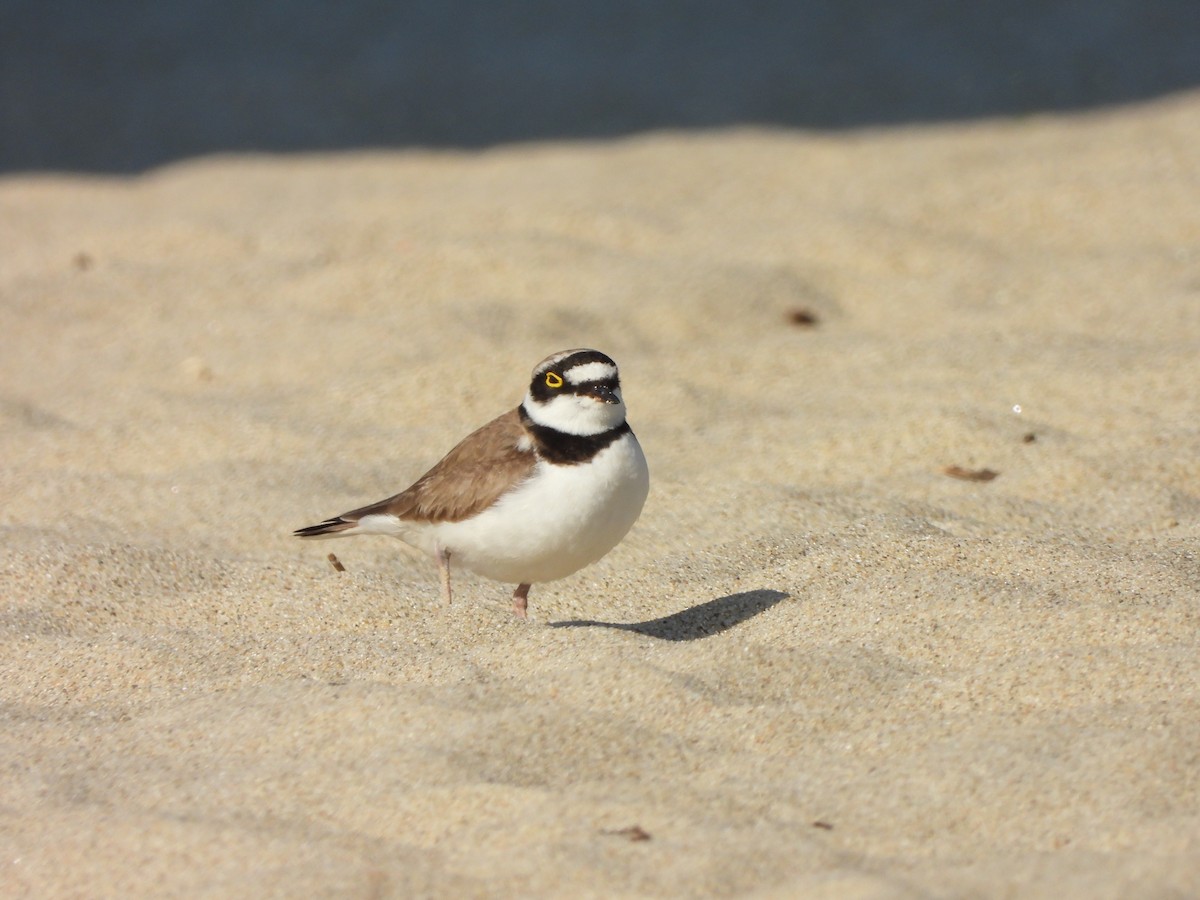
[293,516,359,539]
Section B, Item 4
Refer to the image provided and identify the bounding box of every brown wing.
[344,408,536,524]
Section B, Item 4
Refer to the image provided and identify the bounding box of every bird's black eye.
[545,372,564,389]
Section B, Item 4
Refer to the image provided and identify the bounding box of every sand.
[2,92,1199,897]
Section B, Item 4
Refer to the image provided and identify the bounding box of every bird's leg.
[436,546,452,606]
[512,583,531,618]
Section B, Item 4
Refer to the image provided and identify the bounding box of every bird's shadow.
[549,589,789,641]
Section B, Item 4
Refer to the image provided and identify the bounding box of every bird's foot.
[512,583,531,618]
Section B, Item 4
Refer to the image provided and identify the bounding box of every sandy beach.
[3,82,1200,896]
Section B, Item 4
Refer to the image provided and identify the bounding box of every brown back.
[346,408,536,524]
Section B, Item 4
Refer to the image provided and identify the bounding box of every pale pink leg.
[512,583,531,618]
[436,546,452,606]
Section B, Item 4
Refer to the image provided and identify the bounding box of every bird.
[294,349,649,617]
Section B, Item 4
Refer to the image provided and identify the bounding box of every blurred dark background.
[2,0,1198,173]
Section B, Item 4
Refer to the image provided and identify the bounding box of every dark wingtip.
[293,518,351,538]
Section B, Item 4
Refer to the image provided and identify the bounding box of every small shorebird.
[295,349,649,617]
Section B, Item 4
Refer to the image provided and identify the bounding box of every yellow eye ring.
[545,372,564,389]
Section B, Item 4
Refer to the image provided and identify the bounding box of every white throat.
[522,390,627,436]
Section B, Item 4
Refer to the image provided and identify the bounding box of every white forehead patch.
[564,361,618,385]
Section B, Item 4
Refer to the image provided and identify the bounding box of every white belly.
[414,432,649,584]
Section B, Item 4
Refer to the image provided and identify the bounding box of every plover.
[295,349,649,617]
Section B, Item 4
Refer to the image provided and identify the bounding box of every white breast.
[420,432,649,585]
